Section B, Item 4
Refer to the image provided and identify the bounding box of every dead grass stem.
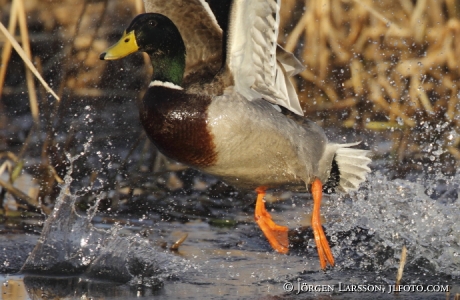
[280,0,460,166]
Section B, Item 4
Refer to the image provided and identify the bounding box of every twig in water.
[170,233,188,251]
[395,245,407,292]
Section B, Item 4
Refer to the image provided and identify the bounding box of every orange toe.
[311,179,335,269]
[254,187,289,253]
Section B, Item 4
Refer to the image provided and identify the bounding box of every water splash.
[326,171,460,276]
[21,142,191,286]
[21,145,107,275]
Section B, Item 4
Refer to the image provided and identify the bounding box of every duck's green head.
[100,13,186,85]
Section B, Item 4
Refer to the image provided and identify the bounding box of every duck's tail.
[323,142,372,193]
[335,142,372,192]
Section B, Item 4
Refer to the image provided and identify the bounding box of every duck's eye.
[124,38,130,43]
[148,20,157,27]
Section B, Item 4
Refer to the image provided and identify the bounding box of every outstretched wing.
[143,0,223,78]
[227,0,304,115]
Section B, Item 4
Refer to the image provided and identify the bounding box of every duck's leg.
[311,178,335,269]
[254,186,289,254]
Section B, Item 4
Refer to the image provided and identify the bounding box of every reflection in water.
[1,276,28,300]
[22,276,162,300]
[0,275,162,300]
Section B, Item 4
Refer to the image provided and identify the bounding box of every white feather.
[227,0,304,116]
[197,0,221,29]
[149,80,183,90]
[334,143,372,192]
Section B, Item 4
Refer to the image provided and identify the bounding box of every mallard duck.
[100,0,371,269]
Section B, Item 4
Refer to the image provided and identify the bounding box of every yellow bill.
[100,30,138,60]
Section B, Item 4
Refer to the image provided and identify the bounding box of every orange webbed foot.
[254,187,289,254]
[311,179,335,269]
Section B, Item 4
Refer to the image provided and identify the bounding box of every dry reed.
[280,0,460,168]
[395,245,407,291]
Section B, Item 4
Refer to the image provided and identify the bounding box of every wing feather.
[227,0,304,115]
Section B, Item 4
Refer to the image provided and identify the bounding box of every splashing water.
[326,171,460,276]
[21,141,106,274]
[21,140,192,286]
[16,110,459,290]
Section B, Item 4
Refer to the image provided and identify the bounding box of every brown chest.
[139,86,217,167]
